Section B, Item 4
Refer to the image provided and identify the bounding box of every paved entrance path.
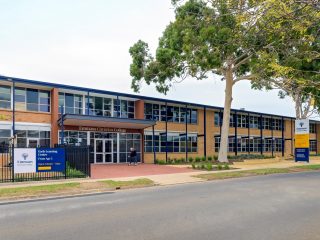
[90,164,196,179]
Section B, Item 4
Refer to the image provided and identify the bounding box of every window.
[237,115,248,128]
[15,87,50,112]
[263,117,270,130]
[264,138,273,152]
[249,116,259,129]
[16,130,50,147]
[145,103,197,124]
[0,129,11,146]
[59,92,83,114]
[273,119,283,131]
[310,140,317,152]
[119,133,141,163]
[214,136,220,152]
[310,123,316,134]
[190,109,198,124]
[144,132,197,153]
[144,103,153,120]
[214,112,221,126]
[85,96,112,117]
[228,137,235,152]
[0,85,11,109]
[113,99,135,118]
[59,131,87,146]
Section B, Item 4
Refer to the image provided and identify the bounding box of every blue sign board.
[36,148,65,172]
[295,148,309,162]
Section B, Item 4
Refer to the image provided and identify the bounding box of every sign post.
[295,119,310,162]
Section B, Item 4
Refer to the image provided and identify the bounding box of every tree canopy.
[129,0,320,162]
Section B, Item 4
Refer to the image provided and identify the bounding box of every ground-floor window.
[144,131,197,153]
[0,129,11,146]
[16,130,50,148]
[59,131,141,163]
[310,140,317,152]
[59,131,88,146]
[214,136,283,153]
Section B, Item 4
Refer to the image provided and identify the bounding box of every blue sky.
[0,0,303,118]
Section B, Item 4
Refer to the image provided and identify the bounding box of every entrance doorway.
[94,139,113,164]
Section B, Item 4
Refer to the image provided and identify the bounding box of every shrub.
[201,164,205,169]
[180,157,186,163]
[207,156,213,161]
[156,160,166,165]
[201,156,206,162]
[223,164,230,170]
[206,163,213,171]
[217,164,223,170]
[188,157,194,163]
[192,163,196,169]
[213,156,218,161]
[195,157,201,162]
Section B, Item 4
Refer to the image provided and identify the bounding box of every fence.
[0,145,90,183]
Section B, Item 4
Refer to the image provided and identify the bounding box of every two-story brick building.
[0,76,319,164]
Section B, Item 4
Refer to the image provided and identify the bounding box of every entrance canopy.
[59,114,156,130]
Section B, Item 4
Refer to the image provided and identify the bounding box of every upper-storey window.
[59,92,83,114]
[85,96,112,117]
[0,85,11,109]
[15,87,50,113]
[249,115,259,129]
[113,99,135,118]
[237,114,248,128]
[310,123,316,133]
[144,103,198,124]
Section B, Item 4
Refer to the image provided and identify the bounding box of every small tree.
[129,0,318,162]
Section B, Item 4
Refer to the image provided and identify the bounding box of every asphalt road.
[1,172,320,240]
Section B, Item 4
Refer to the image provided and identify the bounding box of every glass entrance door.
[27,138,39,148]
[94,139,113,163]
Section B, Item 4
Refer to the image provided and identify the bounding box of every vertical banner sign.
[14,148,66,173]
[295,119,310,162]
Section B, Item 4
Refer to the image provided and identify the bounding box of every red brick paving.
[90,164,195,179]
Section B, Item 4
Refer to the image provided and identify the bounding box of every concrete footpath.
[1,158,320,189]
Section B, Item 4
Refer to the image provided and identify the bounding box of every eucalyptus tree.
[129,0,318,162]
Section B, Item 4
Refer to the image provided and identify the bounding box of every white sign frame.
[14,148,37,173]
[295,119,309,135]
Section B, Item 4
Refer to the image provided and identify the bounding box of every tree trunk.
[293,91,302,119]
[218,68,233,163]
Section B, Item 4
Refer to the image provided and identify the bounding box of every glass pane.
[105,154,112,163]
[95,97,103,110]
[0,101,10,109]
[96,154,103,163]
[40,105,50,112]
[95,140,103,153]
[0,93,10,101]
[65,93,74,108]
[27,103,38,111]
[28,139,38,148]
[0,85,11,94]
[105,140,112,153]
[16,130,27,137]
[27,89,39,104]
[28,130,39,138]
[0,129,11,137]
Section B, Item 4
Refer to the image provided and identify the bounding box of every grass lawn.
[99,178,155,189]
[196,165,320,181]
[0,178,155,200]
[0,182,80,198]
